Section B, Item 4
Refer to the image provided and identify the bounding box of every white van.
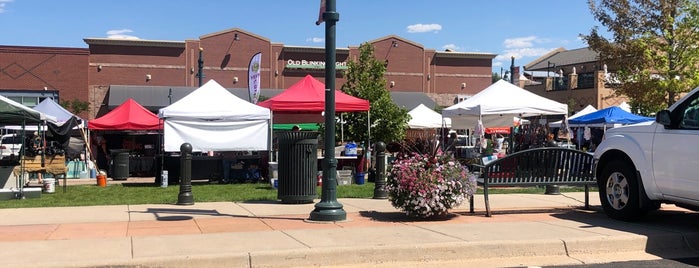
[0,134,23,159]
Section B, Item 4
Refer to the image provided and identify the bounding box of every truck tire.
[598,160,648,221]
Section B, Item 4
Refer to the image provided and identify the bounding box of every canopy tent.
[257,74,370,161]
[258,75,370,113]
[0,96,58,198]
[549,105,597,128]
[33,98,83,126]
[159,80,271,152]
[442,80,568,128]
[32,98,89,158]
[88,98,161,131]
[0,95,57,126]
[568,106,653,127]
[408,104,451,129]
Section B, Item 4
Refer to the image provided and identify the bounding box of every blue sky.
[0,0,606,73]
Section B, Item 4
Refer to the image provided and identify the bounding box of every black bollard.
[373,141,388,199]
[545,185,561,195]
[177,143,194,205]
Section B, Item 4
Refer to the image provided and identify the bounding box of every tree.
[341,42,409,145]
[492,72,502,83]
[583,0,699,114]
[61,98,89,115]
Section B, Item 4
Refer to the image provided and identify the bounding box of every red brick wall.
[0,46,89,118]
[88,44,188,87]
[2,29,496,119]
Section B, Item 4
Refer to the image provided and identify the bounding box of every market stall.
[0,95,59,198]
[158,80,271,183]
[406,103,451,140]
[442,79,568,158]
[257,74,370,152]
[88,98,162,179]
[257,75,370,176]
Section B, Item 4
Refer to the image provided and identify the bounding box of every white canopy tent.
[442,80,568,129]
[158,80,271,152]
[549,105,597,128]
[408,104,451,129]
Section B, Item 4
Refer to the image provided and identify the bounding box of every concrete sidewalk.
[1,190,698,267]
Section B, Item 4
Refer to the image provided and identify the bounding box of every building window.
[1,91,59,108]
[577,73,595,89]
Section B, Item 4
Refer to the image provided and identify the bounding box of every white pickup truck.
[593,86,699,221]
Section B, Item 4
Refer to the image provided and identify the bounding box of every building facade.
[522,47,627,115]
[1,27,496,120]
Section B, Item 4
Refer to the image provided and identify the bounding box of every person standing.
[545,133,558,147]
[31,132,44,184]
[93,136,109,173]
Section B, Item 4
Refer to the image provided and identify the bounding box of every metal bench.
[467,147,595,217]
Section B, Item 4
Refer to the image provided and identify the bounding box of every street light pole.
[509,56,515,84]
[196,47,204,87]
[310,0,346,222]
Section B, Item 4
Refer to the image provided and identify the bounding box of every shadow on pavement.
[551,206,699,260]
[358,210,458,222]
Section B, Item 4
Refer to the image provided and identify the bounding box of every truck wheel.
[598,160,647,221]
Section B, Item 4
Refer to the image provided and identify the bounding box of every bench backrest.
[480,147,594,186]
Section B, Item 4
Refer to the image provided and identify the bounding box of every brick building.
[522,47,627,115]
[1,28,496,120]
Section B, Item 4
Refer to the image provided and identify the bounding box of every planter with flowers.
[385,149,477,219]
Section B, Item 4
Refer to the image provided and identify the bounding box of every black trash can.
[277,131,318,204]
[111,150,130,180]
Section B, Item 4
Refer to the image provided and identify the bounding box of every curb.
[10,234,692,268]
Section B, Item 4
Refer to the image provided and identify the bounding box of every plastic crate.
[337,170,353,185]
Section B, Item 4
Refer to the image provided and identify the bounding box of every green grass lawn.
[0,182,592,209]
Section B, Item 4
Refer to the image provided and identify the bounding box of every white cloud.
[503,36,541,49]
[106,29,140,40]
[406,23,442,33]
[306,37,324,43]
[495,47,555,61]
[442,44,460,51]
[0,0,13,13]
[493,47,558,69]
[491,36,560,68]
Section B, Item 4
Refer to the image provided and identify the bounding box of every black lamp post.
[309,0,346,222]
[196,47,204,87]
[509,56,515,84]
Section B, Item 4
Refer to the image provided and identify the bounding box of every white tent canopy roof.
[158,80,271,152]
[442,80,567,128]
[549,104,597,128]
[408,104,451,129]
[159,80,270,120]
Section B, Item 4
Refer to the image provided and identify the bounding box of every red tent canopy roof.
[88,98,162,130]
[258,75,370,113]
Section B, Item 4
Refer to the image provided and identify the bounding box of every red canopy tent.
[258,75,370,113]
[257,75,371,162]
[88,98,162,130]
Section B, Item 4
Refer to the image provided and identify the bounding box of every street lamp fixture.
[547,61,556,77]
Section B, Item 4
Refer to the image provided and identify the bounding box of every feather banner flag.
[248,52,262,104]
